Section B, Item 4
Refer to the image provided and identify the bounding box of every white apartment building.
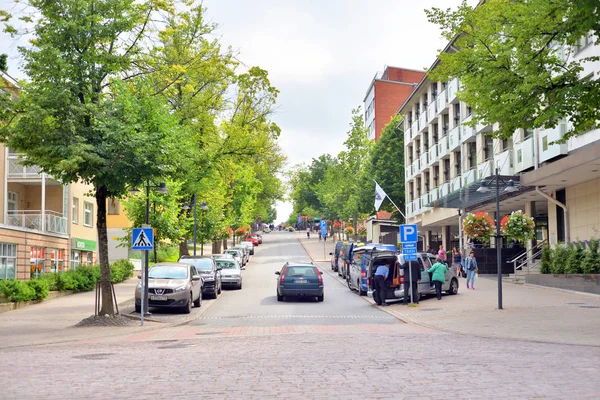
[399,32,599,252]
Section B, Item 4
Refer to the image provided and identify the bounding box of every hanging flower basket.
[462,211,495,243]
[333,221,342,232]
[357,226,367,236]
[500,210,535,243]
[235,227,246,237]
[344,226,354,236]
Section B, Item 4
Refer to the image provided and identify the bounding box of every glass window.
[49,249,64,273]
[0,243,17,280]
[86,252,93,265]
[542,136,548,151]
[30,247,45,278]
[71,250,81,269]
[84,202,93,226]
[7,191,17,214]
[108,198,120,215]
[148,265,188,279]
[517,149,523,163]
[72,197,79,224]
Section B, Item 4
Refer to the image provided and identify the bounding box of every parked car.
[348,244,397,296]
[367,252,459,304]
[231,245,249,265]
[134,262,202,314]
[329,241,344,272]
[224,248,245,266]
[214,257,243,290]
[338,241,365,281]
[239,241,255,255]
[256,234,263,244]
[275,262,324,302]
[263,227,271,233]
[244,235,259,246]
[178,256,222,299]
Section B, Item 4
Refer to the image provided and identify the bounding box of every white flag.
[374,181,387,211]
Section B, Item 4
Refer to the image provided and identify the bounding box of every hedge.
[0,259,135,303]
[541,240,600,275]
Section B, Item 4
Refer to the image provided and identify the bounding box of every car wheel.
[182,293,192,314]
[317,294,324,302]
[277,293,283,301]
[135,304,141,313]
[359,281,367,296]
[218,282,222,294]
[210,288,218,299]
[447,278,459,295]
[193,292,202,307]
[347,278,352,290]
[238,283,242,290]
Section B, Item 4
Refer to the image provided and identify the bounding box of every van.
[367,252,459,303]
[338,241,365,281]
[348,244,397,296]
[329,241,344,272]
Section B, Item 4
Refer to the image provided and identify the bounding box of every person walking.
[437,245,447,263]
[374,262,390,306]
[306,231,310,239]
[452,247,462,277]
[427,257,447,300]
[426,245,436,255]
[402,260,421,304]
[318,231,322,241]
[465,251,478,290]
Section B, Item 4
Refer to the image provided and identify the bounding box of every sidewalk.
[298,233,600,346]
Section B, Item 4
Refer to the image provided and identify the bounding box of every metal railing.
[6,210,67,234]
[510,240,548,276]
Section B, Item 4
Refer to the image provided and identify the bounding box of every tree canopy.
[426,0,600,141]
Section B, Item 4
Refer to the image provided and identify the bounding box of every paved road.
[1,232,599,399]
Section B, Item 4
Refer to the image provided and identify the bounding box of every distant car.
[214,257,243,290]
[224,248,245,266]
[231,245,249,265]
[178,256,222,299]
[275,262,324,302]
[244,235,259,246]
[135,262,203,314]
[329,241,344,272]
[287,227,295,232]
[239,241,255,255]
[263,227,271,233]
[256,234,263,244]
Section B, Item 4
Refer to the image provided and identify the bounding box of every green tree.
[0,54,7,72]
[0,0,184,315]
[426,0,600,141]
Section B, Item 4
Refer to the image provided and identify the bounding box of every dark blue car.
[275,262,324,302]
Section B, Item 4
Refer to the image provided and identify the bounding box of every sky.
[0,0,465,224]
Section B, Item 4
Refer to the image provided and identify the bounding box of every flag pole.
[373,180,406,221]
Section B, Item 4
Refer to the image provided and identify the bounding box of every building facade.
[399,31,599,252]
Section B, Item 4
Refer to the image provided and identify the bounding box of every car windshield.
[148,266,188,279]
[216,260,238,269]
[179,258,213,273]
[285,266,317,277]
[225,251,239,257]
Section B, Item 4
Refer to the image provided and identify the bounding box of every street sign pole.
[140,251,145,326]
[399,224,419,306]
[132,226,154,326]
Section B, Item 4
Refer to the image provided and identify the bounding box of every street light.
[130,180,168,316]
[182,197,208,255]
[476,168,516,310]
[199,202,208,255]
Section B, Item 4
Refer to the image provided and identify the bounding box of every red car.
[244,235,259,246]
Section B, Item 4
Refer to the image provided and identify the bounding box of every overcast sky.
[0,0,465,223]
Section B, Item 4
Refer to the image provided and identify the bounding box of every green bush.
[110,259,134,283]
[39,273,60,291]
[26,279,49,300]
[151,246,179,263]
[540,247,552,274]
[565,244,584,274]
[582,239,600,274]
[0,279,35,302]
[551,245,568,274]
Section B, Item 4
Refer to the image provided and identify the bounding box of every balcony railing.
[436,89,448,111]
[427,101,437,122]
[462,167,478,187]
[478,159,494,179]
[447,78,459,102]
[418,112,427,133]
[460,125,476,143]
[450,175,463,192]
[6,210,67,235]
[437,136,449,159]
[419,151,429,170]
[514,136,535,172]
[7,155,43,179]
[429,144,439,165]
[448,126,460,151]
[439,182,450,197]
[411,122,419,139]
[420,193,431,211]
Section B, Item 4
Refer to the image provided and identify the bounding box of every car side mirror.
[137,275,142,279]
[275,271,280,275]
[329,252,333,255]
[192,275,201,281]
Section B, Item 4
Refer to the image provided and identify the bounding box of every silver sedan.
[214,258,243,290]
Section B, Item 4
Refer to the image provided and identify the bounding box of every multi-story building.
[0,71,98,280]
[364,66,425,243]
[399,31,599,253]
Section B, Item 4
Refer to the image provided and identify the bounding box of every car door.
[349,252,362,289]
[417,255,432,294]
[190,266,200,299]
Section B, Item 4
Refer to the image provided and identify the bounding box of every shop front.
[71,238,97,268]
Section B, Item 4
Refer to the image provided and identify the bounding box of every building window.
[108,198,120,215]
[84,202,93,227]
[72,197,79,224]
[71,250,81,269]
[7,191,17,214]
[0,243,17,280]
[86,252,93,265]
[49,249,64,273]
[517,149,523,164]
[542,136,548,151]
[30,247,45,278]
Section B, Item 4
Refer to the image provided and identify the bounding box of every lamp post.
[476,168,516,310]
[199,202,208,255]
[131,180,168,316]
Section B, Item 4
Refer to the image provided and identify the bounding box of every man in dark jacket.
[402,260,421,304]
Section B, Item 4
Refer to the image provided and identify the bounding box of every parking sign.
[399,224,418,243]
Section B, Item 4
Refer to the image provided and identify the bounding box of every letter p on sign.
[399,224,418,243]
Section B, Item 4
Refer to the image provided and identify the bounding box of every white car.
[224,248,244,267]
[239,241,255,256]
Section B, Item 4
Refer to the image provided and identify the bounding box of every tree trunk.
[95,186,115,315]
[223,238,228,250]
[179,239,189,258]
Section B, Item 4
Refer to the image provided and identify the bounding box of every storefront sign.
[72,238,97,252]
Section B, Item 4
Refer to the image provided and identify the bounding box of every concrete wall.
[567,177,600,241]
[526,274,600,295]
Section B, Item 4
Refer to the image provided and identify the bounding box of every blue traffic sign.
[399,223,418,243]
[402,242,416,249]
[320,220,327,237]
[403,254,418,261]
[297,217,302,223]
[402,248,417,254]
[132,227,154,250]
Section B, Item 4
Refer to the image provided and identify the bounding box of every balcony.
[411,122,419,139]
[6,210,67,235]
[429,144,439,165]
[405,164,413,179]
[494,149,514,175]
[539,123,568,163]
[427,102,437,122]
[448,126,460,151]
[414,198,422,214]
[418,112,427,133]
[462,167,478,187]
[430,188,439,202]
[450,175,463,192]
[413,159,421,174]
[478,159,494,179]
[437,136,449,159]
[460,125,476,143]
[419,151,429,169]
[406,201,414,217]
[420,193,431,211]
[7,154,43,179]
[514,136,535,172]
[447,78,460,103]
[476,120,492,134]
[439,182,450,197]
[436,89,448,112]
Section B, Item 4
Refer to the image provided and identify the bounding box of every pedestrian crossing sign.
[132,227,154,250]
